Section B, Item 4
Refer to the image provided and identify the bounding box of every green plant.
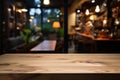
[20,29,31,44]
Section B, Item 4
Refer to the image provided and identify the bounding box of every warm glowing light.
[30,16,34,19]
[85,9,90,15]
[17,9,28,13]
[52,21,60,29]
[17,27,20,30]
[47,19,50,23]
[103,19,107,26]
[29,19,33,22]
[21,8,28,12]
[89,15,97,20]
[17,9,22,13]
[43,0,50,5]
[77,9,81,13]
[91,0,95,3]
[8,8,11,12]
[115,19,119,25]
[95,5,100,13]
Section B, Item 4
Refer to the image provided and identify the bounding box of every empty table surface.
[30,40,56,51]
[0,54,120,73]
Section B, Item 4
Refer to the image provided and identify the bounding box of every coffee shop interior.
[0,0,120,54]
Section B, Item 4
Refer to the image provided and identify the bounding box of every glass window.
[29,8,41,30]
[42,9,61,34]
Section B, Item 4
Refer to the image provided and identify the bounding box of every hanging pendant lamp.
[95,5,100,13]
[85,9,90,15]
[43,0,50,5]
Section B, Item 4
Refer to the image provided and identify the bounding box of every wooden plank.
[0,54,120,73]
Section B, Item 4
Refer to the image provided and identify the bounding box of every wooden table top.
[0,54,120,73]
[30,40,56,51]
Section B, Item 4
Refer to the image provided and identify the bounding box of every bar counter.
[74,32,120,53]
[0,54,120,73]
[76,32,120,41]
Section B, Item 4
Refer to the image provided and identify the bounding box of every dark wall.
[64,0,68,53]
[0,0,4,54]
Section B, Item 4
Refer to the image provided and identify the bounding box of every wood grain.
[0,54,120,73]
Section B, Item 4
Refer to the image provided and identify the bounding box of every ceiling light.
[21,8,28,12]
[8,8,11,12]
[91,0,95,3]
[43,0,50,5]
[77,9,81,13]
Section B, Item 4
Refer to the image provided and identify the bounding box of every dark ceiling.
[82,0,104,9]
[15,0,74,8]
